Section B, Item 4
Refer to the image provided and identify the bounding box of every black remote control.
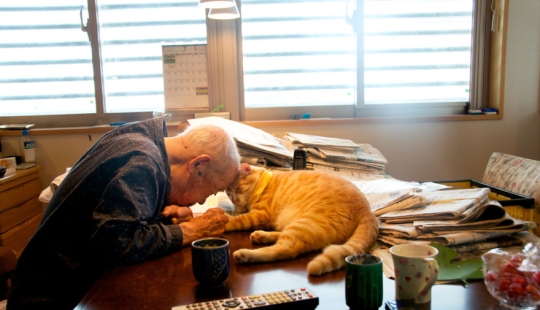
[171,287,319,309]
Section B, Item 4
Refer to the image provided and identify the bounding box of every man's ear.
[188,154,212,174]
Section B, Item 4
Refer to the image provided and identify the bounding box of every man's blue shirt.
[8,117,184,309]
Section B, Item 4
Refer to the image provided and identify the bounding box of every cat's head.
[225,163,265,213]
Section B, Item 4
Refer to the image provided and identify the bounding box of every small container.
[482,244,540,310]
[20,130,36,163]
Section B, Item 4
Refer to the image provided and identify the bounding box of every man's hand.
[179,208,229,246]
[162,205,193,224]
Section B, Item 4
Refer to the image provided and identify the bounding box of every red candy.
[484,252,540,307]
[510,255,524,267]
[500,262,524,277]
[532,271,540,286]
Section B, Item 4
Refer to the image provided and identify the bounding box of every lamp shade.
[208,4,240,20]
[199,0,236,9]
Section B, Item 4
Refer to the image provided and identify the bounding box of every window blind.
[241,0,479,112]
[241,0,357,109]
[0,0,206,117]
[96,0,206,113]
[0,1,95,116]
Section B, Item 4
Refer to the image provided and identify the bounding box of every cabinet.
[0,166,42,258]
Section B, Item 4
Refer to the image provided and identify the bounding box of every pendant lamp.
[199,0,236,9]
[208,4,240,20]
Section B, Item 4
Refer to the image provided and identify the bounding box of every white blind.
[97,0,206,113]
[0,1,96,116]
[241,0,476,110]
[362,0,472,105]
[0,0,206,117]
[241,0,356,108]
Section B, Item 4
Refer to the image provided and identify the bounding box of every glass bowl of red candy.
[482,243,540,310]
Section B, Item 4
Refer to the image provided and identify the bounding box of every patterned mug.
[191,237,230,287]
[389,243,439,310]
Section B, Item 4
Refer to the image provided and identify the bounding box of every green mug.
[345,254,383,310]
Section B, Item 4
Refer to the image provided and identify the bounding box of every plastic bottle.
[20,130,36,163]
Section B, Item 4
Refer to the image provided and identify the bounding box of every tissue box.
[0,157,16,177]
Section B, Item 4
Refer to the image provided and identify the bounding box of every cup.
[0,157,16,176]
[389,243,439,310]
[345,254,383,310]
[191,237,230,287]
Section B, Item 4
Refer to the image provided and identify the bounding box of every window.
[242,1,357,109]
[0,1,96,117]
[97,1,206,113]
[0,0,505,127]
[240,0,497,120]
[0,0,206,127]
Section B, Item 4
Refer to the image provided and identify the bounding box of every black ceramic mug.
[191,237,230,287]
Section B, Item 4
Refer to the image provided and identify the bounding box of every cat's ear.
[240,162,252,176]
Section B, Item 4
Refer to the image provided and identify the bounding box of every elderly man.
[7,117,240,310]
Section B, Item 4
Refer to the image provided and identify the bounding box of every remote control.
[171,287,319,310]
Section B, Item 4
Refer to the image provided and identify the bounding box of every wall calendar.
[162,44,209,110]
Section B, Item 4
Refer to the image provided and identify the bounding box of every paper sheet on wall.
[162,44,209,110]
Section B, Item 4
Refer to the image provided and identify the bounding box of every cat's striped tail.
[306,212,379,276]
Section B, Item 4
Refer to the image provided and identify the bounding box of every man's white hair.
[181,124,240,173]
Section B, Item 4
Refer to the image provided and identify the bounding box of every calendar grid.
[162,44,209,110]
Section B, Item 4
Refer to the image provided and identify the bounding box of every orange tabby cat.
[224,163,379,276]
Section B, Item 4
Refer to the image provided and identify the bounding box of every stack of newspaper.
[283,132,388,177]
[374,186,537,252]
[188,118,390,175]
[188,117,295,168]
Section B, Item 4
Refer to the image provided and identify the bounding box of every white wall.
[1,0,539,188]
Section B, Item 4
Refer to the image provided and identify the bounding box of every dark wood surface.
[77,231,501,310]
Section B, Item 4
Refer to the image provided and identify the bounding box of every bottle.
[20,130,36,163]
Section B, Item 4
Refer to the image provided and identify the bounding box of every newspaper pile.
[188,117,295,168]
[371,184,537,252]
[188,117,389,176]
[283,132,388,177]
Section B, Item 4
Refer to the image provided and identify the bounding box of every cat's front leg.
[225,211,270,232]
[250,230,280,244]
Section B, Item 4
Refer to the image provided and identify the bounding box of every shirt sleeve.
[87,154,182,265]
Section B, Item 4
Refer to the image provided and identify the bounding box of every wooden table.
[77,231,500,310]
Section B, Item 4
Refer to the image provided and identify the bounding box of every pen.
[109,122,127,126]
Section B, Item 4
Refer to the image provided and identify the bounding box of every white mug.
[390,243,439,310]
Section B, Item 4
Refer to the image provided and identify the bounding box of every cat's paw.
[233,249,253,263]
[250,230,279,244]
[249,230,267,244]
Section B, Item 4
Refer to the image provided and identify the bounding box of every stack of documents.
[188,118,390,173]
[374,186,537,251]
[283,132,388,176]
[188,117,295,168]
